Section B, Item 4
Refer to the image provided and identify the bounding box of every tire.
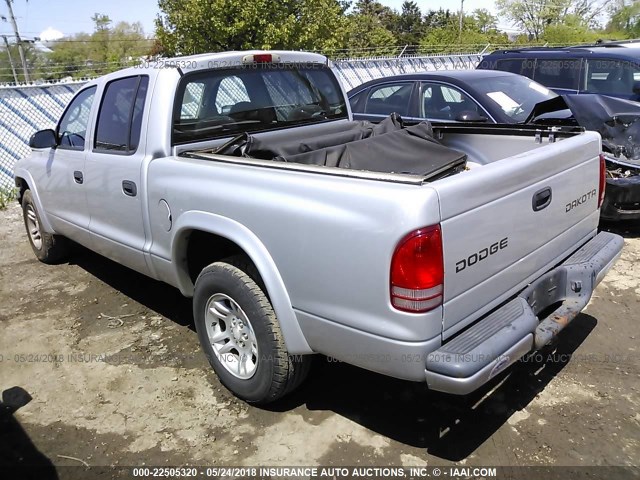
[193,255,311,404]
[21,189,69,264]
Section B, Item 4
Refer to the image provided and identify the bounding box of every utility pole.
[1,35,18,83]
[458,0,464,44]
[4,0,30,82]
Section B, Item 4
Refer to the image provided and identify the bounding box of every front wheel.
[193,256,310,404]
[21,189,69,264]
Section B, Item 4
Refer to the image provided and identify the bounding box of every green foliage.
[606,0,640,37]
[420,13,508,53]
[340,0,398,57]
[0,0,632,85]
[155,0,348,56]
[396,1,426,47]
[542,14,603,44]
[39,15,151,80]
[0,43,39,83]
[473,8,499,33]
[496,0,607,41]
[0,187,16,210]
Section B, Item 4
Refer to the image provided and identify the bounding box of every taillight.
[598,154,606,208]
[390,225,444,313]
[242,53,281,64]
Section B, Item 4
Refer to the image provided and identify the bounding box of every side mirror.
[455,111,488,123]
[29,129,57,149]
[633,81,640,95]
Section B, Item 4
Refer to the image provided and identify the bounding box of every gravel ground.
[1,202,639,479]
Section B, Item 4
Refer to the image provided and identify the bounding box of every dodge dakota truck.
[15,51,623,404]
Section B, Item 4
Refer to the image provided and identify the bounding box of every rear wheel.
[193,256,311,404]
[21,190,69,263]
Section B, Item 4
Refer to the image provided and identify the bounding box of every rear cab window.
[173,64,347,144]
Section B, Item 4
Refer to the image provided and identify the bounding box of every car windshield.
[174,64,348,144]
[466,75,558,122]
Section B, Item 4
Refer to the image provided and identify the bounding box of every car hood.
[527,94,640,164]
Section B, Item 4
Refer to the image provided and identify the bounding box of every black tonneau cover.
[212,114,467,179]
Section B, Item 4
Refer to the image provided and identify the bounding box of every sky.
[0,0,505,42]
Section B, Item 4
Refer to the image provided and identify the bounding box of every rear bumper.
[600,176,640,221]
[425,231,623,395]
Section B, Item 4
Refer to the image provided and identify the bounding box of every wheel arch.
[13,169,55,233]
[171,211,312,355]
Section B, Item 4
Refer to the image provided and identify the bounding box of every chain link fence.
[0,82,85,189]
[0,51,484,190]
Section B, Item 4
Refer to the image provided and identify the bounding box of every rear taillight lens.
[390,225,444,313]
[598,154,606,208]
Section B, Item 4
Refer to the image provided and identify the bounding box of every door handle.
[73,171,83,184]
[532,187,552,212]
[122,180,137,197]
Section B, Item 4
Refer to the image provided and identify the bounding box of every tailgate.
[431,131,602,339]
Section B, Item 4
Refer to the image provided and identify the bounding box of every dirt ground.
[1,202,639,477]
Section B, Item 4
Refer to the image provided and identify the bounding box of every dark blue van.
[477,45,640,100]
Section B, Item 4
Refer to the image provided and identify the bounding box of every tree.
[342,0,398,56]
[496,0,608,40]
[41,15,151,80]
[424,8,453,30]
[473,8,498,33]
[397,1,424,47]
[0,41,39,83]
[155,0,349,56]
[606,0,640,37]
[420,12,508,53]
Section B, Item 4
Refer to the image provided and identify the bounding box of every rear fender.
[171,211,312,354]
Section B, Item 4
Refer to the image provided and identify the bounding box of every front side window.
[173,65,347,144]
[421,83,481,120]
[57,86,96,150]
[363,82,413,116]
[94,75,149,153]
[533,59,582,90]
[585,59,640,96]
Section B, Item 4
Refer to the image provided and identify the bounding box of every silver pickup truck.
[14,51,623,404]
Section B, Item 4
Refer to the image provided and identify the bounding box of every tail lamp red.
[390,225,444,313]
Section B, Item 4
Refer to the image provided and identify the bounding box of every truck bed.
[188,115,468,180]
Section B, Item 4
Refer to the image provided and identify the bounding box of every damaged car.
[529,94,640,222]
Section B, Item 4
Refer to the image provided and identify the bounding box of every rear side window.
[494,58,535,79]
[94,75,149,153]
[533,59,582,90]
[363,82,413,116]
[348,89,368,112]
[585,59,640,96]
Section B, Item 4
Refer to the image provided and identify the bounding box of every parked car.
[477,45,640,100]
[15,50,622,405]
[347,70,559,124]
[348,70,640,222]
